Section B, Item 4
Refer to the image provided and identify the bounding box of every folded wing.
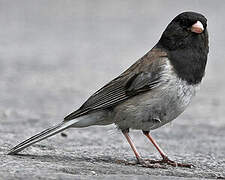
[64,48,168,121]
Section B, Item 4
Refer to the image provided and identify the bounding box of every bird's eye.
[179,19,187,27]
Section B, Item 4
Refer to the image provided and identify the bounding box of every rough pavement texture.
[0,1,225,179]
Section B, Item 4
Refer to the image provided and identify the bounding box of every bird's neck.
[156,34,209,85]
[168,47,208,85]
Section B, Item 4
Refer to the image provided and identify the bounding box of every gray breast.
[113,61,199,131]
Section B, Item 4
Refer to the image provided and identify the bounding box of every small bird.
[8,12,209,168]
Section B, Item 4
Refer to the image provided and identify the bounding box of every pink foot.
[145,156,193,168]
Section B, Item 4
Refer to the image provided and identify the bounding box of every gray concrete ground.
[0,0,225,179]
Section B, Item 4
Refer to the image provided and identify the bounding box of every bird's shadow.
[11,153,134,166]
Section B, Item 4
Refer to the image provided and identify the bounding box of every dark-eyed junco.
[8,12,209,168]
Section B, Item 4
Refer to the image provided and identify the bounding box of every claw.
[145,156,194,168]
[117,157,193,168]
[162,156,193,168]
[122,158,166,168]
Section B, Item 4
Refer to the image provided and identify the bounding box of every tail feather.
[7,119,78,155]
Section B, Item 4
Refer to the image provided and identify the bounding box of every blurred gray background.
[0,0,224,179]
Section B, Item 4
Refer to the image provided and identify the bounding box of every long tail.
[7,119,79,155]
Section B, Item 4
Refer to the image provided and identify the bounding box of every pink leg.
[122,129,142,162]
[122,129,161,168]
[143,131,167,159]
[143,131,192,168]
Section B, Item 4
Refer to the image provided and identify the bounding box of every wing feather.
[64,48,168,120]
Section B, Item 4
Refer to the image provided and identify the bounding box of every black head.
[157,12,209,85]
[158,11,208,50]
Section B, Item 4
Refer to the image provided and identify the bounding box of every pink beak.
[191,21,204,34]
